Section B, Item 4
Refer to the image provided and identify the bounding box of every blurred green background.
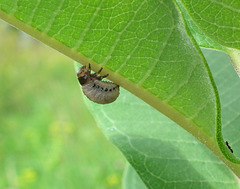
[0,20,125,189]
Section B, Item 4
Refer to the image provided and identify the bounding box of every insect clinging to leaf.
[77,64,119,104]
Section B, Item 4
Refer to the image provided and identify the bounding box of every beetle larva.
[77,64,119,104]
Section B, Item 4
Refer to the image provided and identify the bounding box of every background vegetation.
[0,20,125,189]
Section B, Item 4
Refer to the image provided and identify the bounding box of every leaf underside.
[85,48,240,188]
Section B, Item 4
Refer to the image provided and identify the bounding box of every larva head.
[77,66,90,85]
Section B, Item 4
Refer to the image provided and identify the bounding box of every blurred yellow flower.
[19,168,37,186]
[106,173,120,187]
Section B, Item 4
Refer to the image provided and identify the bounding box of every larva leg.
[97,67,103,74]
[88,64,91,71]
[92,67,103,77]
[97,74,109,80]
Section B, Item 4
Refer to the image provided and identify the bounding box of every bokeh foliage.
[0,22,124,189]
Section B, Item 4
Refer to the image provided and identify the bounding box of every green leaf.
[176,0,225,51]
[180,0,240,74]
[1,0,240,184]
[180,0,240,50]
[81,48,240,188]
[203,48,240,159]
[122,164,147,189]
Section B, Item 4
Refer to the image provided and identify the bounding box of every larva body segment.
[77,64,120,104]
[82,80,119,104]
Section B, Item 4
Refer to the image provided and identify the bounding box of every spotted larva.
[77,64,119,104]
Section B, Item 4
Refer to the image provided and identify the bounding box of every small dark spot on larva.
[113,87,115,90]
[105,88,108,92]
[96,85,100,88]
[109,89,112,92]
[100,87,104,91]
[92,83,96,87]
